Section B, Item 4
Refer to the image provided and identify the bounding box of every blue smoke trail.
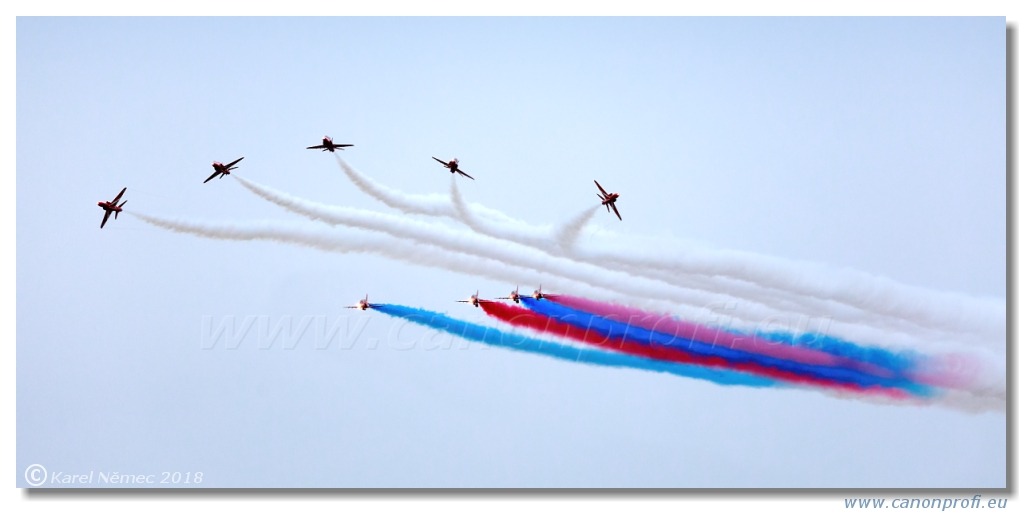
[752,328,920,376]
[372,304,777,388]
[520,298,932,396]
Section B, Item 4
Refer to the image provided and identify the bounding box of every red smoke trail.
[548,293,895,379]
[480,301,911,399]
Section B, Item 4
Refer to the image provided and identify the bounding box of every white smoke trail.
[554,205,600,251]
[337,156,1002,347]
[334,154,454,217]
[445,174,994,346]
[336,155,582,242]
[448,176,551,248]
[447,176,828,316]
[124,211,1008,413]
[567,243,1001,347]
[233,175,995,352]
[580,240,1005,349]
[447,176,599,253]
[234,176,810,332]
[129,210,630,321]
[249,175,834,340]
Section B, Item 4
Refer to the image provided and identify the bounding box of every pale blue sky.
[16,17,1006,488]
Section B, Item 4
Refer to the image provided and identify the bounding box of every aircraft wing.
[306,144,326,150]
[203,170,221,183]
[432,157,447,165]
[225,157,244,168]
[111,187,126,203]
[100,210,112,229]
[335,144,353,149]
[594,180,609,196]
[456,169,475,180]
[610,202,622,221]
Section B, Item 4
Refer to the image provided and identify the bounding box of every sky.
[15,16,1007,492]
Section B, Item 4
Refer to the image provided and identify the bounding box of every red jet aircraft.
[432,157,474,180]
[97,187,127,229]
[204,157,244,183]
[595,180,622,221]
[307,136,353,153]
[457,290,482,307]
[532,285,548,300]
[345,294,373,311]
[496,286,522,304]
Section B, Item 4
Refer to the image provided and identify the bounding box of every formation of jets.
[492,285,555,302]
[99,134,621,307]
[460,285,550,307]
[342,284,553,313]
